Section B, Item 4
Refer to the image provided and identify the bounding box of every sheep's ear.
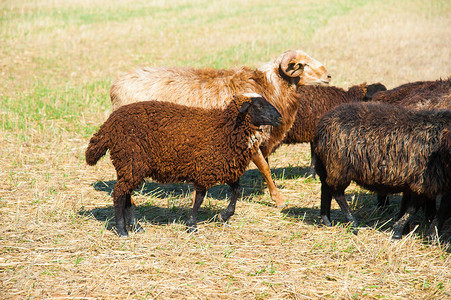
[239,102,252,114]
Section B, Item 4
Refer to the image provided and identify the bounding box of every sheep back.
[110,67,263,111]
[282,84,369,145]
[372,77,450,110]
[314,102,451,198]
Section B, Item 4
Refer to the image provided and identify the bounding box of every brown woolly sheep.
[273,82,386,177]
[86,94,282,236]
[109,50,331,208]
[313,102,451,239]
[372,77,450,110]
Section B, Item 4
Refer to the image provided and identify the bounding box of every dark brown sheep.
[426,128,451,241]
[313,102,451,239]
[86,94,282,236]
[109,50,331,208]
[371,78,450,212]
[395,127,451,241]
[427,192,451,241]
[274,82,386,177]
[372,77,450,110]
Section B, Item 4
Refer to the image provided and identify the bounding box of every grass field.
[1,0,451,298]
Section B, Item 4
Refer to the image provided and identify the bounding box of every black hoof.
[348,221,359,235]
[306,170,317,179]
[426,226,439,243]
[186,219,198,233]
[131,223,145,233]
[321,216,332,227]
[402,224,412,235]
[392,232,402,240]
[187,225,198,233]
[220,211,231,222]
[117,229,129,237]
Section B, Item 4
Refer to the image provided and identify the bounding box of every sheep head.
[279,50,331,86]
[234,93,282,127]
[364,83,387,100]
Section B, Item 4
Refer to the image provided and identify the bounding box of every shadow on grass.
[283,191,451,249]
[90,165,311,201]
[82,164,449,248]
[79,202,224,230]
[81,180,241,233]
[80,165,311,234]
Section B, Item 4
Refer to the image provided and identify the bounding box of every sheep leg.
[396,192,411,220]
[423,197,436,223]
[125,194,144,233]
[187,187,206,232]
[334,193,359,229]
[392,211,415,239]
[252,150,286,208]
[220,181,241,222]
[427,192,451,241]
[427,217,441,242]
[113,175,145,237]
[392,192,420,239]
[307,142,317,178]
[320,182,333,226]
[113,193,129,237]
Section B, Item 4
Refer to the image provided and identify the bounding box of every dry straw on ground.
[1,0,450,299]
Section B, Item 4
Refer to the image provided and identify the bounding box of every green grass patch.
[2,79,110,136]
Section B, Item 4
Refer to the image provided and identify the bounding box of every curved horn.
[280,50,304,78]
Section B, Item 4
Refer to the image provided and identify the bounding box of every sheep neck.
[218,105,261,164]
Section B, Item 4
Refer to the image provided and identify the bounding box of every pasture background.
[1,0,450,298]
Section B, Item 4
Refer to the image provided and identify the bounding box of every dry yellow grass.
[1,0,450,299]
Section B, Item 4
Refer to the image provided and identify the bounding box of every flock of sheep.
[86,49,451,241]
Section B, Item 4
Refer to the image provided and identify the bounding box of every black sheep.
[426,128,451,240]
[313,102,451,238]
[371,78,450,235]
[427,191,451,241]
[86,94,282,236]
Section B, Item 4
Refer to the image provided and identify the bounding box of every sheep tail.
[85,126,110,166]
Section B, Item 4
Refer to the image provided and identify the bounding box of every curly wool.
[282,83,379,145]
[314,102,451,198]
[86,96,262,197]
